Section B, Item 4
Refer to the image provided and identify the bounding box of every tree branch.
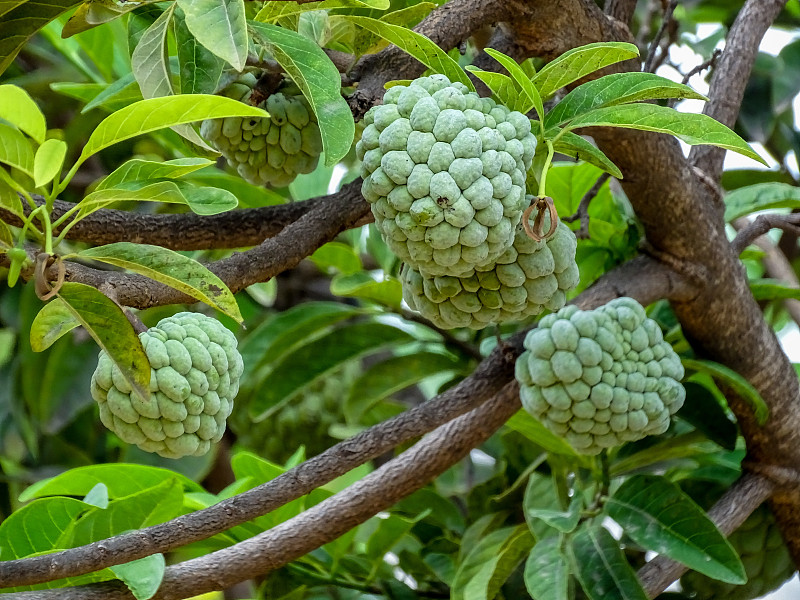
[731,213,800,255]
[562,172,611,239]
[0,256,691,590]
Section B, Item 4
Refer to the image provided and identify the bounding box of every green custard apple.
[357,74,537,277]
[91,312,244,459]
[402,218,579,329]
[201,75,323,188]
[515,298,685,454]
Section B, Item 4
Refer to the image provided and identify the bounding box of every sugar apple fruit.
[357,74,537,277]
[201,75,323,188]
[515,297,685,454]
[681,504,795,600]
[402,218,579,329]
[90,312,244,459]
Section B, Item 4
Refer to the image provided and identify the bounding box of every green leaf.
[254,0,390,22]
[29,298,80,352]
[55,281,150,403]
[0,0,27,19]
[341,16,473,91]
[344,351,466,424]
[0,168,24,219]
[176,0,248,71]
[606,474,746,583]
[750,278,800,301]
[82,483,109,509]
[330,271,402,307]
[532,42,640,100]
[60,0,161,37]
[677,382,737,450]
[33,138,67,188]
[78,74,144,114]
[0,0,81,77]
[0,496,90,559]
[525,495,582,534]
[131,3,175,99]
[98,157,214,189]
[505,410,581,457]
[484,48,544,118]
[551,131,623,179]
[569,526,648,600]
[249,322,413,420]
[545,72,707,128]
[524,538,569,600]
[0,84,46,143]
[78,180,237,217]
[351,3,436,56]
[309,241,362,275]
[298,10,331,46]
[562,103,766,165]
[0,121,35,176]
[452,524,535,600]
[249,21,354,165]
[174,7,228,95]
[464,67,520,113]
[681,357,768,424]
[110,554,165,600]
[724,182,800,222]
[77,242,242,323]
[74,94,268,167]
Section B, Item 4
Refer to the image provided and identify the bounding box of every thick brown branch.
[638,472,776,598]
[0,256,691,590]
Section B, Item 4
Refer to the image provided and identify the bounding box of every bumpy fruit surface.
[357,74,537,277]
[402,219,579,329]
[201,75,323,188]
[681,504,795,600]
[515,298,685,454]
[91,312,243,459]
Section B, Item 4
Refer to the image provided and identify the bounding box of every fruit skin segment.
[401,219,579,329]
[201,75,323,188]
[90,312,244,459]
[515,297,685,455]
[357,74,538,277]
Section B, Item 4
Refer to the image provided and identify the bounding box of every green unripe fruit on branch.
[515,298,685,455]
[91,312,243,459]
[201,74,323,188]
[402,218,579,329]
[681,504,795,600]
[357,74,537,277]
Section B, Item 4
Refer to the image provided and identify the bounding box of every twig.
[638,472,775,598]
[562,173,612,239]
[643,0,678,73]
[731,213,800,255]
[682,48,722,85]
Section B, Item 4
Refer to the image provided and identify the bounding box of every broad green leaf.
[352,3,437,56]
[298,10,331,46]
[524,538,569,600]
[110,554,165,600]
[0,0,81,77]
[19,462,202,501]
[395,488,465,533]
[74,95,267,167]
[341,16,473,91]
[366,513,419,561]
[452,524,535,600]
[721,169,796,191]
[131,3,175,100]
[0,121,35,176]
[0,219,13,247]
[78,180,237,217]
[505,410,581,457]
[568,526,648,600]
[330,271,402,307]
[60,478,184,548]
[750,279,800,301]
[724,182,800,222]
[77,74,144,114]
[344,351,466,424]
[464,67,519,112]
[681,357,768,424]
[545,72,707,128]
[83,483,109,509]
[249,322,414,420]
[33,138,67,188]
[607,475,746,583]
[177,0,248,71]
[0,84,46,143]
[677,382,737,450]
[523,473,563,541]
[525,495,582,534]
[552,131,623,179]
[55,282,150,403]
[0,0,26,18]
[484,48,544,118]
[77,242,242,322]
[532,42,640,100]
[175,7,228,95]
[249,21,354,165]
[0,497,90,559]
[60,0,161,37]
[98,157,214,190]
[309,242,362,275]
[0,167,24,218]
[30,298,80,352]
[255,0,390,22]
[563,104,766,164]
